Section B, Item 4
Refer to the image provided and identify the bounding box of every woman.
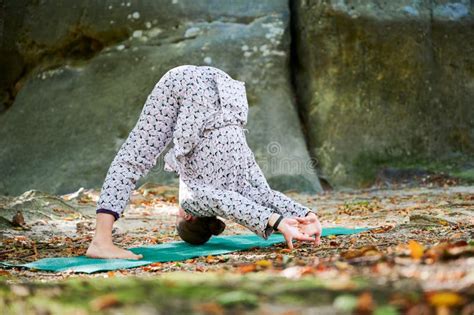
[86,65,322,260]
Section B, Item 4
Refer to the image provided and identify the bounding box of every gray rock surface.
[292,0,474,186]
[0,0,322,195]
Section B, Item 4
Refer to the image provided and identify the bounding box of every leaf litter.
[0,183,473,314]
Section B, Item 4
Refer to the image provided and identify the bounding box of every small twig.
[0,249,15,256]
[17,251,39,260]
[32,241,38,259]
[306,242,399,252]
[122,216,157,221]
[36,211,55,220]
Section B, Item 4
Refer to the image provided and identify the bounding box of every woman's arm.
[245,148,322,246]
[245,149,317,218]
[181,183,278,240]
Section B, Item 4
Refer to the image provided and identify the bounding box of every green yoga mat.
[0,227,369,273]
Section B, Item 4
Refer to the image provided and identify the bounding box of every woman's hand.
[294,212,322,246]
[276,217,316,250]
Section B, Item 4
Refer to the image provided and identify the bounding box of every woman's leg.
[87,68,180,259]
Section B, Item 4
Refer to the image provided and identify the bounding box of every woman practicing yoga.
[86,65,322,260]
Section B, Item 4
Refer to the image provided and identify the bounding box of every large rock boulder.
[292,0,474,187]
[0,0,322,195]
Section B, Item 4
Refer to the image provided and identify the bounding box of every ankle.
[91,234,113,245]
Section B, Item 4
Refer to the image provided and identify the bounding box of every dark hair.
[176,216,226,245]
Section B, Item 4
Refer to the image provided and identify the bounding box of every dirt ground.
[0,180,473,314]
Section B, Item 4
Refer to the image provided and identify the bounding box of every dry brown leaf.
[90,294,120,311]
[341,246,380,260]
[369,225,394,233]
[142,262,163,272]
[356,291,374,312]
[237,264,257,274]
[196,266,206,272]
[194,302,224,315]
[12,211,26,227]
[206,255,219,264]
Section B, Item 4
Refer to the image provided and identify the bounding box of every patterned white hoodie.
[96,65,314,239]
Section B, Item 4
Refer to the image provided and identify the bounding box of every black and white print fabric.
[97,65,314,239]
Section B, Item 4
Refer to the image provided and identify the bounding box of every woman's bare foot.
[87,212,143,259]
[86,239,143,260]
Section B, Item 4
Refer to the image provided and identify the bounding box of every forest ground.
[0,177,473,314]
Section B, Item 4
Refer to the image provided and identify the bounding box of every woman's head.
[176,207,226,245]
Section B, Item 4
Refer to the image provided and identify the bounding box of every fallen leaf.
[206,255,219,264]
[356,292,374,312]
[194,302,224,315]
[90,294,120,311]
[369,225,394,234]
[341,246,381,260]
[255,259,272,268]
[427,292,463,307]
[408,240,424,260]
[196,266,206,272]
[12,211,26,226]
[237,264,256,274]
